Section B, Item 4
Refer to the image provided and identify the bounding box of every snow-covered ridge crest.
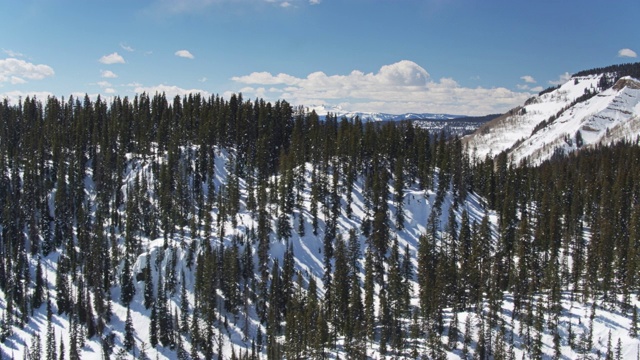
[463,74,640,165]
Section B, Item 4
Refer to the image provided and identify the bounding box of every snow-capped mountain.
[463,73,640,164]
[304,104,463,122]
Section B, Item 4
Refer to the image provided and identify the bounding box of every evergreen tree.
[631,306,639,338]
[124,306,135,352]
[33,256,45,310]
[120,256,135,305]
[144,254,154,310]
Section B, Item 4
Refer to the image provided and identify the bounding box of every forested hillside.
[1,91,640,359]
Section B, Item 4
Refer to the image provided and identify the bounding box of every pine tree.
[631,306,639,338]
[149,303,158,348]
[331,235,350,335]
[29,333,42,360]
[179,271,190,334]
[55,257,70,315]
[448,310,460,351]
[394,155,406,229]
[120,256,135,305]
[144,254,154,310]
[46,301,57,360]
[462,313,472,359]
[33,256,45,310]
[363,249,376,343]
[124,306,135,352]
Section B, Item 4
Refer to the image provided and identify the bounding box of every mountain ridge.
[463,72,640,164]
[304,104,465,122]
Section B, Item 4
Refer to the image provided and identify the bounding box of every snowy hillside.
[464,73,640,164]
[5,146,640,360]
[0,146,489,359]
[2,72,640,360]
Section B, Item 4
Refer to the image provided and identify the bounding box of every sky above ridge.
[1,0,638,116]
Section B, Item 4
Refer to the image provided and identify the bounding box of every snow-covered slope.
[0,147,492,359]
[463,74,640,164]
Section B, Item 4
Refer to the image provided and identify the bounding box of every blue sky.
[1,0,638,115]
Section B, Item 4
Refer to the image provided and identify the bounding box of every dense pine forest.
[0,91,640,359]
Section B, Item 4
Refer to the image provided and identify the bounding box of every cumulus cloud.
[231,60,530,115]
[548,72,572,86]
[0,58,55,83]
[309,0,321,4]
[99,52,125,64]
[520,75,536,83]
[133,84,210,99]
[175,50,195,59]
[280,2,292,7]
[101,70,118,78]
[618,48,637,58]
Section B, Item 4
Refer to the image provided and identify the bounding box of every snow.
[304,104,464,122]
[3,73,640,358]
[1,144,498,359]
[510,77,640,165]
[464,74,640,165]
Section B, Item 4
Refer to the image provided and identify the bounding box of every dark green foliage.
[0,83,640,359]
[572,62,640,88]
[124,306,135,351]
[120,256,135,305]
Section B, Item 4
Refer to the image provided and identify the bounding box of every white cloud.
[618,48,637,58]
[531,86,544,92]
[280,2,292,7]
[199,77,208,82]
[101,70,118,78]
[175,50,195,59]
[548,72,572,86]
[231,60,530,115]
[309,0,321,4]
[0,58,55,83]
[133,84,210,99]
[11,76,26,85]
[520,75,536,83]
[97,81,112,88]
[120,43,135,52]
[99,52,125,64]
[1,90,54,104]
[105,88,116,94]
[2,49,25,58]
[233,71,300,85]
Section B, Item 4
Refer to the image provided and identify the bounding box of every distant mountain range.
[303,104,465,122]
